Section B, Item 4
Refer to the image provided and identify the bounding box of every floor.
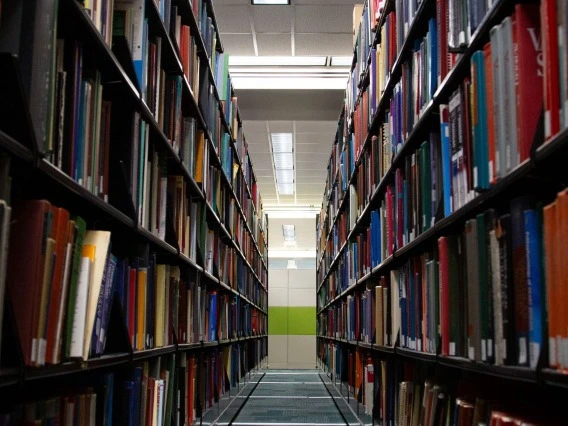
[203,369,369,426]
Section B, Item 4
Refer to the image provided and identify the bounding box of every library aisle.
[205,370,364,426]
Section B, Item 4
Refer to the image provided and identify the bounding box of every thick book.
[513,4,543,161]
[511,196,531,365]
[7,199,52,366]
[524,208,544,368]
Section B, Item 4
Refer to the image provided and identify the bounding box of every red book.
[7,200,52,366]
[386,185,394,255]
[438,237,450,356]
[540,0,560,140]
[128,266,136,347]
[514,4,543,160]
[436,0,449,85]
[45,206,70,364]
[146,377,155,426]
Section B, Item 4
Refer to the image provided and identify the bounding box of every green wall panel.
[268,306,315,335]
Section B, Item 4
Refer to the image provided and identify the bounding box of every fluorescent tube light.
[277,183,294,195]
[331,56,353,66]
[282,225,295,241]
[275,169,294,184]
[229,56,327,67]
[232,76,348,90]
[273,153,294,169]
[287,260,297,269]
[271,133,293,153]
[269,250,317,258]
[252,0,290,4]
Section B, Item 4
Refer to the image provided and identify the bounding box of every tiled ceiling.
[213,0,362,208]
[244,120,336,208]
[213,0,362,57]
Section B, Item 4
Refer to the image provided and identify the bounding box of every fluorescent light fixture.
[271,133,293,153]
[287,259,298,269]
[282,225,295,241]
[252,0,290,4]
[230,66,350,75]
[229,56,327,67]
[265,209,319,218]
[231,76,348,90]
[275,169,294,183]
[269,250,317,258]
[277,183,294,195]
[331,56,353,67]
[273,152,294,169]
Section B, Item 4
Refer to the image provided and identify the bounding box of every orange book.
[194,131,205,185]
[557,189,568,369]
[484,43,497,184]
[355,350,362,400]
[137,268,147,351]
[45,206,70,364]
[543,201,558,368]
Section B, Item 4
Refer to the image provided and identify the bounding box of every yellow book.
[82,230,111,360]
[194,131,205,184]
[155,265,166,348]
[137,268,147,351]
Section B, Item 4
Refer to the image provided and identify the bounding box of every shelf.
[37,159,136,228]
[133,346,177,361]
[395,347,437,363]
[541,369,568,389]
[0,130,34,163]
[23,352,131,382]
[438,356,537,383]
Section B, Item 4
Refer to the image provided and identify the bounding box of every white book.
[390,270,400,348]
[501,17,519,172]
[81,230,111,360]
[70,250,93,358]
[490,24,506,179]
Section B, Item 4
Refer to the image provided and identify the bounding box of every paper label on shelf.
[450,342,456,356]
[39,338,47,366]
[468,345,474,360]
[530,342,540,368]
[519,337,527,364]
[549,338,557,367]
[32,339,38,364]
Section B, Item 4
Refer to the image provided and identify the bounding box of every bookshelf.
[0,0,268,423]
[317,0,568,423]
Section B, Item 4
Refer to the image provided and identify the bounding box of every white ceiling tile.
[295,120,337,134]
[296,143,332,154]
[257,33,292,56]
[221,34,256,55]
[267,121,294,133]
[248,142,271,153]
[296,169,327,178]
[295,6,354,33]
[253,6,292,33]
[293,0,363,4]
[213,0,249,5]
[243,120,269,135]
[216,6,252,33]
[295,33,353,56]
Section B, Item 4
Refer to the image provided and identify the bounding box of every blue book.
[525,209,543,368]
[209,292,217,341]
[440,119,452,217]
[122,381,135,426]
[97,253,118,355]
[428,18,438,99]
